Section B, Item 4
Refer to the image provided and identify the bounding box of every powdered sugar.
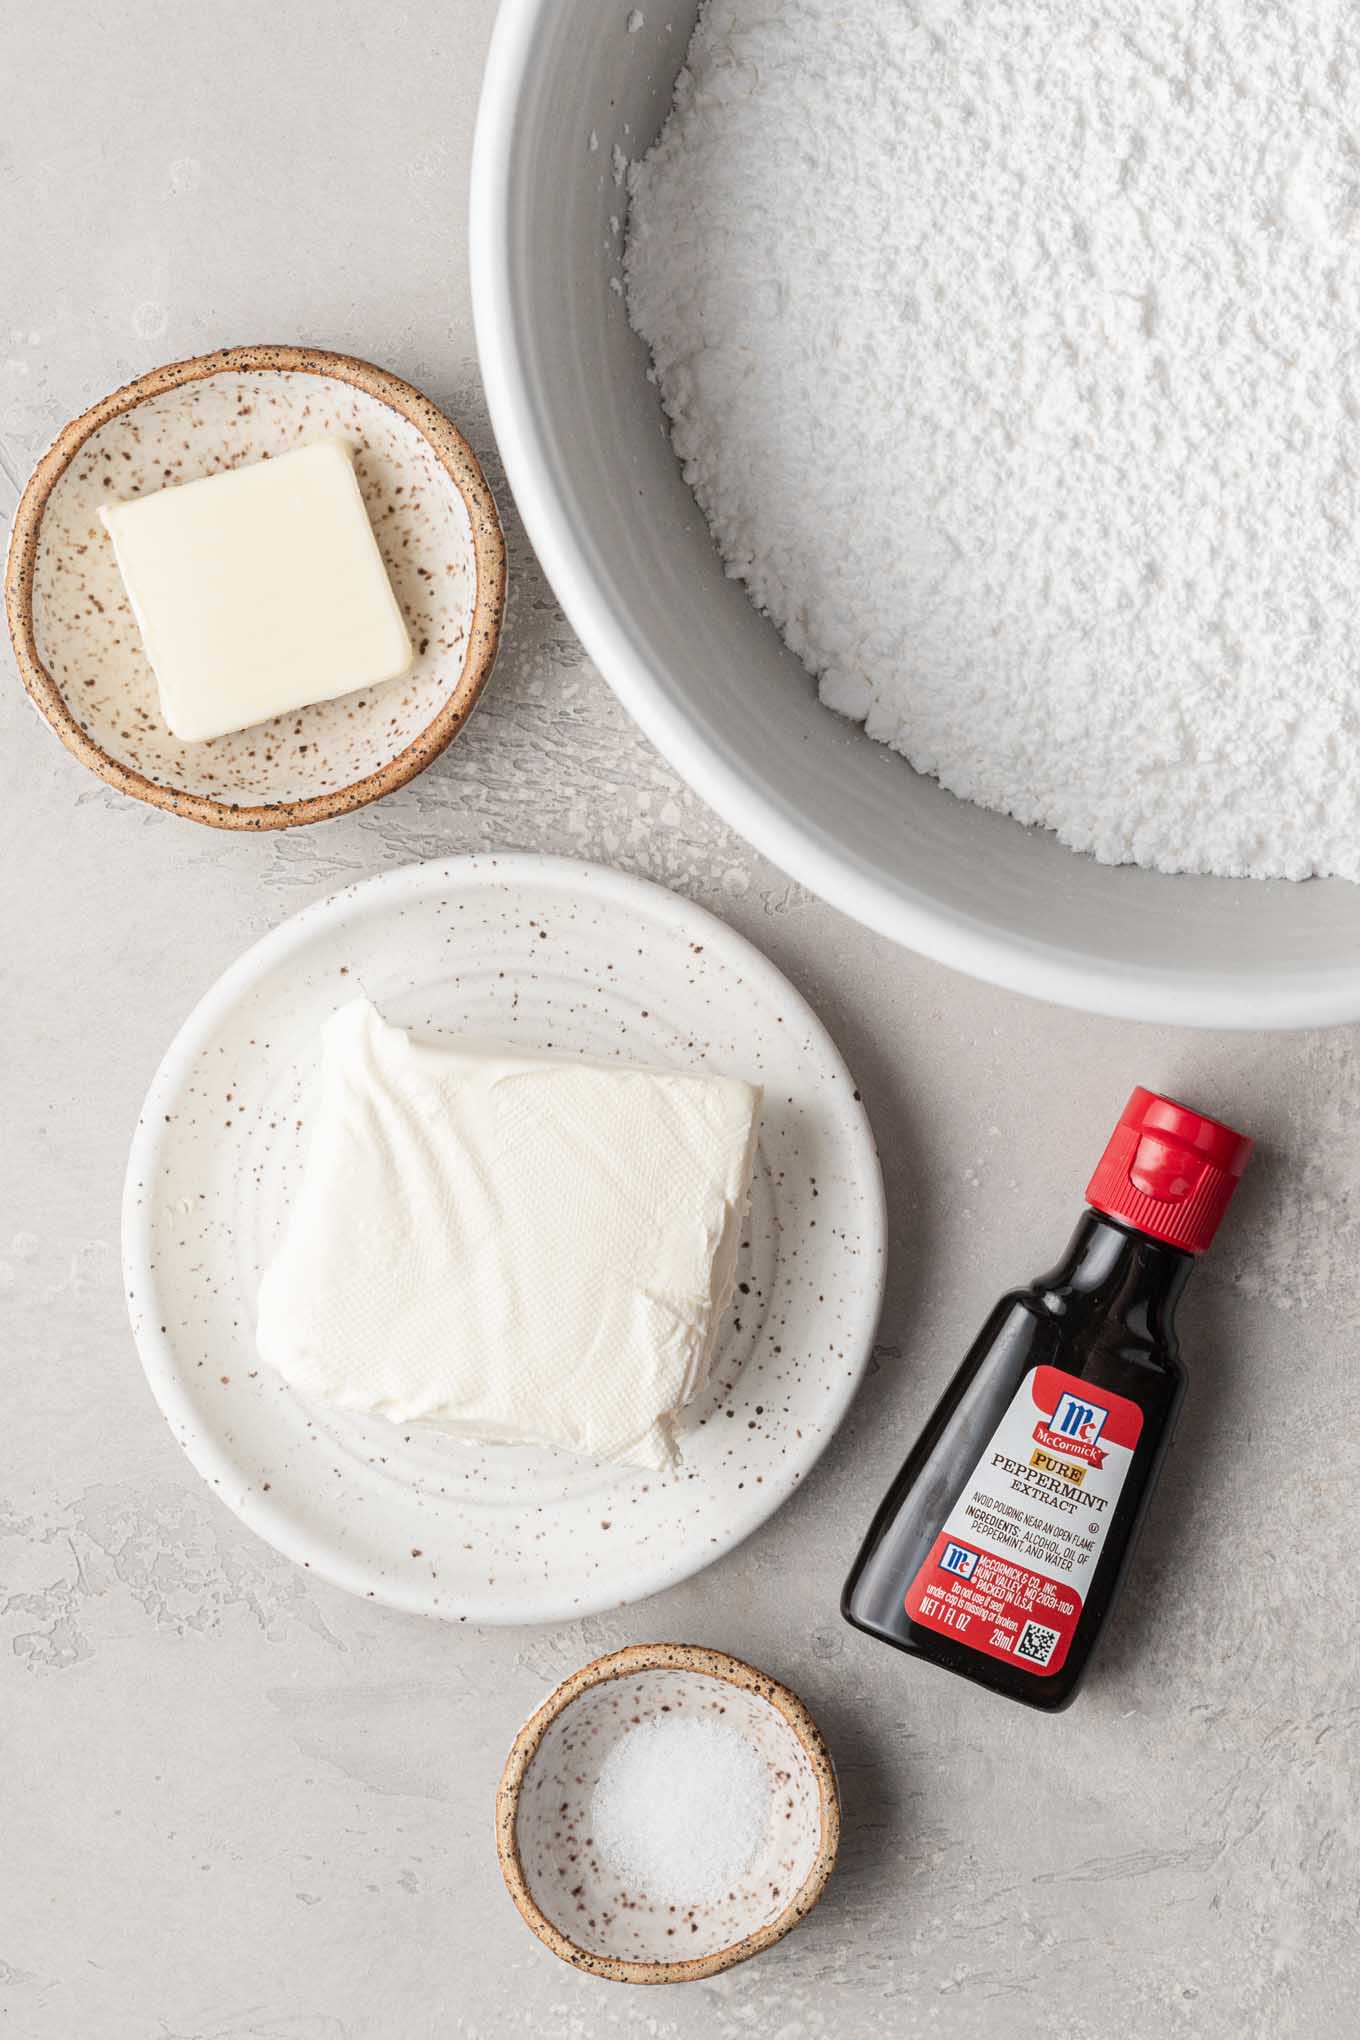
[625,1,1360,879]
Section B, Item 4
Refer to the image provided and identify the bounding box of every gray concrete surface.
[2,5,1357,2035]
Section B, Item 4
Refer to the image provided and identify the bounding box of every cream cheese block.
[100,439,412,742]
[255,998,762,1470]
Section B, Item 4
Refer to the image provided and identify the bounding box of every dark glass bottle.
[843,1090,1252,1711]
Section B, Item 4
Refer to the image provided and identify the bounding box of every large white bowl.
[470,0,1360,1028]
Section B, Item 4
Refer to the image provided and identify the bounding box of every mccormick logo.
[939,1540,980,1581]
[1033,1390,1109,1468]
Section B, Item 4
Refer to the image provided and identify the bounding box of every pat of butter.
[100,439,412,743]
[256,998,762,1471]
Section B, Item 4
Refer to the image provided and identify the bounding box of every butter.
[100,439,412,742]
[256,998,762,1470]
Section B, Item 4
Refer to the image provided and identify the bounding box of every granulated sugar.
[590,1716,770,1903]
[625,2,1360,879]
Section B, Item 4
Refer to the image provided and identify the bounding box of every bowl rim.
[495,1641,841,1985]
[469,0,1360,1030]
[3,342,506,831]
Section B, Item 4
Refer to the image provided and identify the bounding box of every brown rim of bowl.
[495,1642,841,1986]
[3,343,507,831]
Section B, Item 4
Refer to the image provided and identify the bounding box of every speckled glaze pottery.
[4,344,505,828]
[121,854,887,1623]
[496,1643,840,1984]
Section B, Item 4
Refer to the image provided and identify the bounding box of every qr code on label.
[1015,1621,1061,1668]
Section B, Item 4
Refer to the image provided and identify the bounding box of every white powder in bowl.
[590,1716,771,1903]
[626,1,1360,880]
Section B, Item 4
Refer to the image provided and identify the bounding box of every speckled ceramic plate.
[121,854,885,1622]
[5,346,505,828]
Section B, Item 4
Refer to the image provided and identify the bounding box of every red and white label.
[903,1366,1143,1676]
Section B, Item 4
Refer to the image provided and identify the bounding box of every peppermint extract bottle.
[842,1090,1252,1710]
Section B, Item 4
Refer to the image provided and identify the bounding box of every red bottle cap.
[1086,1088,1252,1254]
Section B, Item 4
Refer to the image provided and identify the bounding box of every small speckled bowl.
[496,1643,839,1984]
[4,344,505,828]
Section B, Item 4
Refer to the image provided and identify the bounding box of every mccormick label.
[903,1366,1143,1676]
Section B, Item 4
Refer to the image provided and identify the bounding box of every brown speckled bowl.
[496,1643,840,1985]
[4,344,505,829]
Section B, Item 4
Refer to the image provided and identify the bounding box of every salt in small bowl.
[496,1642,840,1984]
